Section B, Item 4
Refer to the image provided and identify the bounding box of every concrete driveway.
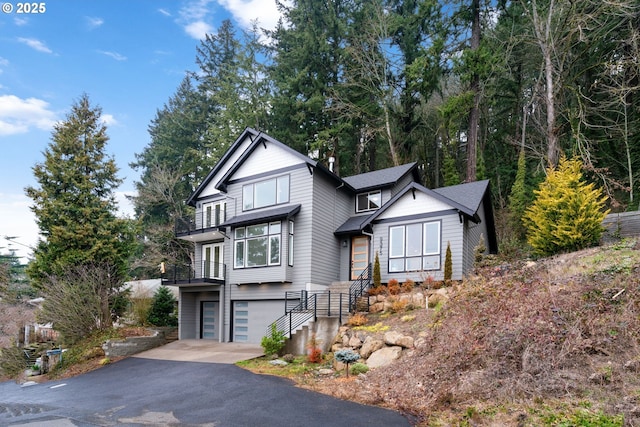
[133,339,264,364]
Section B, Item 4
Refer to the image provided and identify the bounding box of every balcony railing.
[162,261,226,284]
[175,207,227,235]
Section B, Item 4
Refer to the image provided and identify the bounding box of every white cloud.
[115,190,136,218]
[217,0,286,32]
[17,37,53,54]
[178,0,215,40]
[14,17,28,26]
[98,50,127,61]
[0,193,38,262]
[86,16,104,29]
[100,113,118,126]
[0,95,57,136]
[184,21,213,39]
[0,57,8,75]
[158,8,171,17]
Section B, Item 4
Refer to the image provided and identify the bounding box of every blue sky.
[0,0,283,261]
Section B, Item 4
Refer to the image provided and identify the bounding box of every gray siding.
[462,200,490,277]
[373,212,464,283]
[178,291,197,339]
[391,173,415,198]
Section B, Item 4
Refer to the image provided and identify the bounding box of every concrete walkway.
[132,339,264,364]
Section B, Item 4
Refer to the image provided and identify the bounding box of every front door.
[203,243,224,280]
[201,301,218,339]
[351,236,370,280]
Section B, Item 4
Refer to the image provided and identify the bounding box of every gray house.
[166,128,497,343]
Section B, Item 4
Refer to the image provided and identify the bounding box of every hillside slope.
[315,239,640,426]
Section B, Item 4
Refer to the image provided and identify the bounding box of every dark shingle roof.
[334,215,373,235]
[220,204,301,228]
[432,180,489,213]
[342,162,417,191]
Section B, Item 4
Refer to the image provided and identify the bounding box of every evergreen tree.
[444,241,453,282]
[508,147,529,240]
[147,285,178,327]
[523,157,610,256]
[25,94,135,289]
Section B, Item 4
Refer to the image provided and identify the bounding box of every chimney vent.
[328,156,336,173]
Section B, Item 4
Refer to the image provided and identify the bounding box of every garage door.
[232,300,284,343]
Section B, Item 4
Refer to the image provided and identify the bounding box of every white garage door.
[232,300,285,343]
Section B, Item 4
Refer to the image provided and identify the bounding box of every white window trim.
[234,221,282,269]
[388,220,442,272]
[356,190,381,213]
[242,175,290,211]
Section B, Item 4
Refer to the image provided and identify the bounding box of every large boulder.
[384,331,414,349]
[360,336,385,359]
[366,346,403,368]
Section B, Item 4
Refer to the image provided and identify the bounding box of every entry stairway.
[267,265,371,351]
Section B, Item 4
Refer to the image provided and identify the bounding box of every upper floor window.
[234,222,281,268]
[242,175,290,211]
[203,201,226,228]
[356,190,381,213]
[389,221,441,272]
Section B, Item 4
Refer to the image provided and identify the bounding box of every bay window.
[234,222,281,268]
[388,221,441,272]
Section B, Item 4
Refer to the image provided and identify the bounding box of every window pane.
[288,234,294,266]
[406,257,422,271]
[289,220,294,234]
[255,179,276,208]
[235,227,245,239]
[235,241,244,268]
[247,237,268,266]
[389,258,404,272]
[423,255,440,270]
[247,224,267,237]
[356,194,368,212]
[270,236,280,264]
[277,176,289,204]
[424,222,440,254]
[235,335,248,341]
[243,185,253,210]
[236,318,248,324]
[235,311,248,316]
[389,226,404,257]
[368,191,381,209]
[235,301,248,307]
[269,222,281,234]
[235,326,248,332]
[406,223,422,256]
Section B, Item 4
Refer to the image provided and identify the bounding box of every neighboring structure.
[165,128,497,343]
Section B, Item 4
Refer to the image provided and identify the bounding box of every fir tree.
[523,156,610,256]
[444,242,453,282]
[147,285,178,327]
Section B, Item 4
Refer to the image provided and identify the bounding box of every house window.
[242,175,290,211]
[234,221,281,268]
[356,190,381,213]
[388,221,441,272]
[203,201,226,228]
[288,220,294,266]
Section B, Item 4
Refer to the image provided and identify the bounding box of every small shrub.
[388,279,400,295]
[347,312,368,326]
[147,285,178,327]
[334,349,360,377]
[401,279,415,293]
[373,251,381,288]
[444,242,453,282]
[390,299,408,313]
[367,286,384,296]
[261,323,286,356]
[306,333,322,363]
[282,353,295,363]
[350,362,369,375]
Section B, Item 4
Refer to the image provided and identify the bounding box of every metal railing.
[349,263,372,312]
[175,207,227,235]
[162,261,226,284]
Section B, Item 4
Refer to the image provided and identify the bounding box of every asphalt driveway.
[0,342,411,426]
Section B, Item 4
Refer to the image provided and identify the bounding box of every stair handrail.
[268,293,317,338]
[349,263,372,312]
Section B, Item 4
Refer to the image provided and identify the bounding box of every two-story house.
[167,127,497,343]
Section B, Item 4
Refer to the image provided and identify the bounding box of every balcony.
[162,261,226,285]
[175,207,227,242]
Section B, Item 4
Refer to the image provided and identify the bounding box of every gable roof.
[432,180,490,215]
[186,127,349,206]
[342,162,419,191]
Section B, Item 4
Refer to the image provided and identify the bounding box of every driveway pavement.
[0,341,412,426]
[132,339,264,364]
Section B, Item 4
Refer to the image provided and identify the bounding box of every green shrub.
[147,285,178,327]
[350,362,369,375]
[444,242,453,282]
[0,345,26,378]
[373,251,381,288]
[523,157,609,256]
[261,323,286,356]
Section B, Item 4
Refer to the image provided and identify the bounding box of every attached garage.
[231,300,285,343]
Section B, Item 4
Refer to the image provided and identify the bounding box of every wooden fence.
[602,211,640,241]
